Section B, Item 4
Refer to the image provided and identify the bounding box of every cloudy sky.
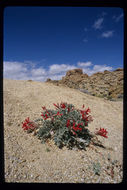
[4,7,124,81]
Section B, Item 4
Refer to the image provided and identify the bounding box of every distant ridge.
[46,68,123,100]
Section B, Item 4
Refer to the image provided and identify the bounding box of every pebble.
[14,174,17,178]
[80,178,85,182]
[21,159,26,163]
[23,174,27,179]
[35,175,40,180]
[96,177,101,183]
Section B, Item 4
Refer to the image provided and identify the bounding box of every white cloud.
[79,64,112,76]
[77,61,92,67]
[4,60,114,81]
[4,61,47,81]
[93,64,113,72]
[4,61,28,80]
[82,68,95,75]
[113,13,123,22]
[101,30,114,38]
[49,64,76,75]
[4,61,77,82]
[48,74,64,80]
[77,61,113,75]
[4,61,27,73]
[93,18,104,30]
[31,68,46,77]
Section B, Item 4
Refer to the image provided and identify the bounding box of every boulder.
[114,68,123,72]
[66,68,83,77]
[46,78,52,82]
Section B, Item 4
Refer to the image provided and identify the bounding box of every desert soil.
[4,79,123,183]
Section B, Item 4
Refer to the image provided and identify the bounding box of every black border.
[0,0,127,186]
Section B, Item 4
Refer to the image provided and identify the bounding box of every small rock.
[21,159,26,163]
[96,178,101,183]
[80,178,84,182]
[14,174,17,178]
[35,175,40,180]
[23,174,27,179]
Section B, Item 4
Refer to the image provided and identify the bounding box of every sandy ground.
[3,79,123,183]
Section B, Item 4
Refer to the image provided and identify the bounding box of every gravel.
[4,79,123,183]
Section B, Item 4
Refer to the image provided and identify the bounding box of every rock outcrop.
[46,68,123,100]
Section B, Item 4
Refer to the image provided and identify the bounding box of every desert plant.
[45,147,51,152]
[37,102,93,149]
[92,162,101,175]
[22,102,108,150]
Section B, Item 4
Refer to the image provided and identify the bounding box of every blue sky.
[4,7,124,81]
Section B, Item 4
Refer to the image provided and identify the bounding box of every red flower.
[80,110,85,120]
[22,117,35,131]
[85,107,91,114]
[56,112,63,116]
[60,103,66,109]
[72,122,76,130]
[72,122,82,131]
[53,103,60,109]
[42,106,46,110]
[41,113,44,118]
[82,113,85,120]
[41,113,49,120]
[46,110,50,115]
[82,104,85,109]
[66,120,70,127]
[76,123,83,131]
[80,108,92,123]
[45,114,49,119]
[72,131,76,135]
[80,110,85,114]
[68,107,70,112]
[95,128,108,138]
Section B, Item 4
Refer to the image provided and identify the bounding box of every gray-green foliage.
[92,162,101,175]
[37,102,93,149]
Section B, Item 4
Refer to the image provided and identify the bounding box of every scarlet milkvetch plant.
[22,102,108,149]
[37,102,94,149]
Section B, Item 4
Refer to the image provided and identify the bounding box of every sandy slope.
[4,79,123,183]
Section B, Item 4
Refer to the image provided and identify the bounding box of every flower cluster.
[22,102,108,149]
[40,102,93,137]
[53,102,69,109]
[95,127,108,138]
[36,102,94,148]
[66,120,83,135]
[22,117,37,131]
[41,109,63,120]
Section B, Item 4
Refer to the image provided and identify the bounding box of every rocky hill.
[46,68,123,100]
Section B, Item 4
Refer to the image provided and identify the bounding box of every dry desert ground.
[3,79,123,183]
